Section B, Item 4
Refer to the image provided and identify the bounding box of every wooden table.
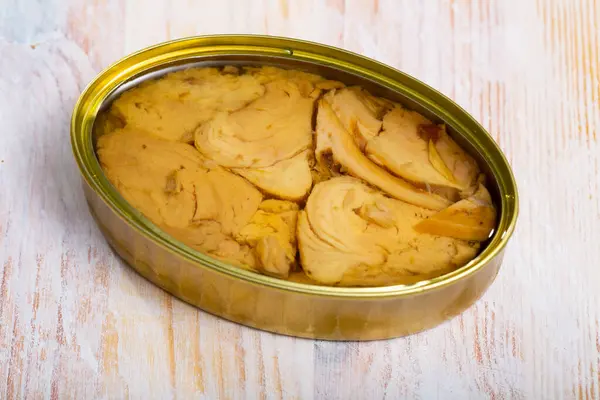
[1,0,599,398]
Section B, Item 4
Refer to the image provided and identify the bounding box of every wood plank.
[0,0,598,398]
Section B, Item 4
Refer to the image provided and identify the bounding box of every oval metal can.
[71,35,519,340]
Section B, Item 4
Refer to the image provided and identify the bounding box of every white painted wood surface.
[1,0,599,398]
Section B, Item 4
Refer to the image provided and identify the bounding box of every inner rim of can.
[71,35,519,298]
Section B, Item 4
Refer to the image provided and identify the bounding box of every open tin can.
[71,35,518,340]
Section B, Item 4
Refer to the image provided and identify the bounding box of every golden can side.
[85,181,503,340]
[71,35,518,340]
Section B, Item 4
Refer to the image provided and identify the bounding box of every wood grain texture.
[1,0,599,398]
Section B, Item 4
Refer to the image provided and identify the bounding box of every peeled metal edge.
[71,34,519,299]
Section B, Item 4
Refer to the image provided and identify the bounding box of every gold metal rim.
[71,34,519,298]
